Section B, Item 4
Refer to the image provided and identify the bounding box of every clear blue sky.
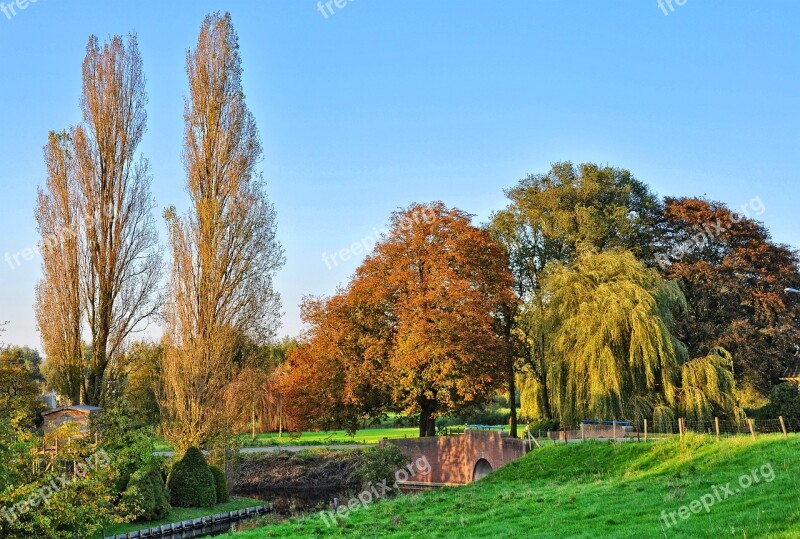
[1,1,798,350]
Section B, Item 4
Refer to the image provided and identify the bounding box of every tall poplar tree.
[35,35,161,405]
[161,13,284,450]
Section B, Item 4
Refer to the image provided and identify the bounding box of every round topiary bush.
[166,447,217,507]
[209,465,229,503]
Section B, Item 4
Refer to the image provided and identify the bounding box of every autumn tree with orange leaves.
[659,197,800,403]
[280,203,516,437]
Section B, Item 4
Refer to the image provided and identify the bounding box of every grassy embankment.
[100,496,264,537]
[223,434,800,538]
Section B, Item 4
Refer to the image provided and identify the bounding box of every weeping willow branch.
[544,249,687,424]
[679,347,741,421]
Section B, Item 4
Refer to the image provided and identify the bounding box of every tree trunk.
[540,378,552,419]
[419,398,437,437]
[508,365,518,438]
[503,308,519,438]
[251,403,256,441]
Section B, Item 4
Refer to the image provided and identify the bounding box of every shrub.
[356,444,408,489]
[167,447,217,507]
[765,383,800,418]
[148,468,171,519]
[209,465,229,503]
[526,418,561,432]
[463,407,510,426]
[120,469,156,521]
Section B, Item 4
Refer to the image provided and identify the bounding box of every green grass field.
[222,434,800,538]
[238,427,421,447]
[100,496,264,537]
[153,427,426,452]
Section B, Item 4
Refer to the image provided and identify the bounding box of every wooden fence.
[526,416,797,445]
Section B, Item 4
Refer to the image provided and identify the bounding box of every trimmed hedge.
[166,447,217,508]
[209,465,229,503]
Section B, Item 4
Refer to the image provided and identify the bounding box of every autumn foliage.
[279,203,516,436]
[660,197,800,400]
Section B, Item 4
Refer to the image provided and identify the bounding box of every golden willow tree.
[539,249,737,425]
[35,35,162,406]
[161,13,284,451]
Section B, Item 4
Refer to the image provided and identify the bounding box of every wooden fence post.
[747,419,756,440]
[715,417,720,442]
[780,416,788,439]
[644,419,648,443]
[580,423,585,441]
[612,421,617,441]
[678,418,685,441]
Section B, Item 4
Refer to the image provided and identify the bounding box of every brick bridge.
[384,430,528,486]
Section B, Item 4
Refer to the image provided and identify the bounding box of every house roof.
[41,405,103,416]
[781,357,800,381]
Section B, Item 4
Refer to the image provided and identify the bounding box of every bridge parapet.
[384,430,527,485]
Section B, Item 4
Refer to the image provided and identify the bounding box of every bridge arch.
[472,458,493,481]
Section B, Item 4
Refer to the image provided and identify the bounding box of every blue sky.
[1,0,798,349]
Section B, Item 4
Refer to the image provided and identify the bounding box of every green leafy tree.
[119,469,157,522]
[489,162,665,421]
[763,383,800,418]
[119,467,169,522]
[0,347,46,427]
[115,341,163,427]
[0,425,117,539]
[544,250,685,424]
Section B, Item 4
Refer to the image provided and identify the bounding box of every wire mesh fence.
[527,417,799,444]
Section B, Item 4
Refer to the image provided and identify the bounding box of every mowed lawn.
[243,427,421,446]
[154,427,425,451]
[224,434,800,538]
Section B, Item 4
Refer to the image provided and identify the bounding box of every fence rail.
[526,416,798,444]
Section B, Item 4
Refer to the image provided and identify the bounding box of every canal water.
[241,486,342,517]
[107,487,344,539]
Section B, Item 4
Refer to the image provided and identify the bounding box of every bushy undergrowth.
[210,465,229,504]
[355,444,408,489]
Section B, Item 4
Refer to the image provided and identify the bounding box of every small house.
[780,357,800,384]
[41,405,103,437]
